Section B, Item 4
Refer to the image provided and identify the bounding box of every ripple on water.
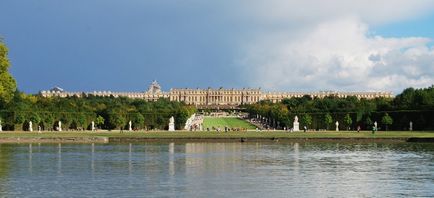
[0,142,432,197]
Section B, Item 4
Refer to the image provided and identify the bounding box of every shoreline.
[108,137,429,143]
[0,131,433,143]
[0,137,109,143]
[1,137,432,144]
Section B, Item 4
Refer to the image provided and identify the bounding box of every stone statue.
[91,121,95,131]
[29,121,33,132]
[0,119,2,132]
[58,121,62,131]
[374,121,377,129]
[335,121,339,131]
[129,120,132,131]
[168,116,175,131]
[409,121,413,131]
[38,125,42,133]
[293,116,300,132]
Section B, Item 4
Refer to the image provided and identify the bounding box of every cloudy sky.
[1,0,433,94]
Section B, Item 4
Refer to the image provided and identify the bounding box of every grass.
[202,117,256,130]
[0,131,433,139]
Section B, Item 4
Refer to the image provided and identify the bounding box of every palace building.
[40,81,393,108]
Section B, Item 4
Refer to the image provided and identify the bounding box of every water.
[0,142,433,197]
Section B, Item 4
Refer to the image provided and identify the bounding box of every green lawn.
[2,131,433,139]
[202,117,256,130]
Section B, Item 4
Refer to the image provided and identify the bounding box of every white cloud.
[228,1,434,93]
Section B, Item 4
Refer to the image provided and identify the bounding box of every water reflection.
[128,143,132,175]
[58,143,62,175]
[91,143,95,176]
[169,142,175,176]
[28,144,32,175]
[293,142,299,171]
[0,142,432,197]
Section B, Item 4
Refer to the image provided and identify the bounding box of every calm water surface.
[0,142,433,197]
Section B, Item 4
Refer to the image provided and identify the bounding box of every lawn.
[202,117,256,130]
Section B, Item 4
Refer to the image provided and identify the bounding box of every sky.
[1,0,434,94]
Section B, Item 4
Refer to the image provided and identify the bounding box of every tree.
[14,112,26,131]
[43,113,54,131]
[344,113,352,131]
[130,112,145,129]
[394,87,415,109]
[365,116,373,130]
[59,113,72,130]
[29,113,41,126]
[108,110,126,130]
[77,113,87,130]
[0,41,17,104]
[300,114,312,129]
[324,113,333,130]
[95,115,105,129]
[381,113,393,131]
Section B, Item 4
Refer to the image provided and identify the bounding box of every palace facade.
[40,81,393,108]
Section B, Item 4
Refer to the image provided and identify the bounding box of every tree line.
[245,86,434,131]
[0,92,196,131]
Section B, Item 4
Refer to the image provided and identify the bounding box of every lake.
[0,142,433,197]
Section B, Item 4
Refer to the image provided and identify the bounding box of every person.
[372,124,376,134]
[303,126,307,132]
[357,126,361,132]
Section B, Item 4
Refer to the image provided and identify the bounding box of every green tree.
[175,109,189,130]
[300,114,312,129]
[381,113,393,131]
[365,116,373,130]
[29,113,41,126]
[77,113,87,130]
[14,112,26,131]
[95,115,105,129]
[108,110,126,130]
[0,41,17,104]
[59,113,72,130]
[344,113,352,130]
[324,113,333,130]
[130,112,145,129]
[43,113,54,131]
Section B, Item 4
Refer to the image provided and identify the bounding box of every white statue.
[91,121,95,131]
[293,116,300,131]
[129,120,132,131]
[374,121,377,129]
[38,125,42,133]
[409,121,413,131]
[29,121,33,132]
[58,121,62,131]
[168,116,175,131]
[335,121,339,131]
[0,119,2,132]
[184,114,195,130]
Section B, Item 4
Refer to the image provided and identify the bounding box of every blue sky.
[372,12,434,39]
[1,0,433,94]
